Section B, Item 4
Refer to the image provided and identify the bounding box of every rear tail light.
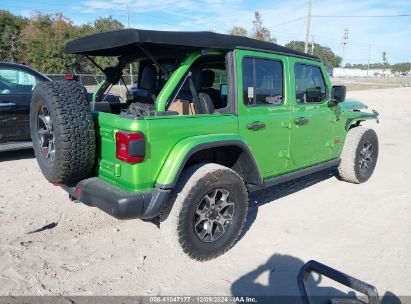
[115,131,145,163]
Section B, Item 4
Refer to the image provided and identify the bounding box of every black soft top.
[64,29,320,61]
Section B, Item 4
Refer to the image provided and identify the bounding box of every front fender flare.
[343,110,379,130]
[155,134,262,189]
[338,100,379,130]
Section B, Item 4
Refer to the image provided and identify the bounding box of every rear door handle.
[0,102,16,107]
[295,117,309,126]
[247,121,266,130]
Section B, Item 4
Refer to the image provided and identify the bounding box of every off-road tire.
[160,163,248,261]
[338,127,378,184]
[30,81,95,184]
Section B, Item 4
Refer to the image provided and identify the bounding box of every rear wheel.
[338,127,379,183]
[160,163,248,261]
[30,81,95,184]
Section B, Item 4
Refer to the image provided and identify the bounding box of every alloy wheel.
[37,105,55,162]
[359,142,373,173]
[194,189,235,243]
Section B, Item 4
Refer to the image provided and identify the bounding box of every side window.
[0,68,38,95]
[242,57,284,106]
[295,64,327,104]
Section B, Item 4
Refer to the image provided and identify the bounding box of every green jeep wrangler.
[30,29,379,261]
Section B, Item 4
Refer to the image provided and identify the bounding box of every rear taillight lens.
[115,131,145,163]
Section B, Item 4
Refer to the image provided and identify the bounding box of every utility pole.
[126,3,133,86]
[341,28,349,67]
[304,0,312,53]
[9,34,16,63]
[366,44,371,78]
[310,35,315,55]
[126,3,130,29]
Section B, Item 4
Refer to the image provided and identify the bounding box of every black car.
[0,62,50,152]
[0,62,122,152]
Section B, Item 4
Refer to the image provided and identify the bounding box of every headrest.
[140,65,157,91]
[200,69,215,88]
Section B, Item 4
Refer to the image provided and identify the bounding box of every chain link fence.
[331,76,411,91]
[45,74,135,86]
[45,74,135,99]
[45,74,411,96]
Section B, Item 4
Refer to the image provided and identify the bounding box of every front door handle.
[0,102,16,107]
[247,121,266,131]
[295,117,309,126]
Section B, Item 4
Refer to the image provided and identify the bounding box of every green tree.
[86,17,124,73]
[227,26,248,37]
[19,12,78,73]
[17,13,125,73]
[285,40,342,68]
[251,11,276,43]
[391,62,411,74]
[93,16,123,33]
[348,63,385,69]
[0,10,27,62]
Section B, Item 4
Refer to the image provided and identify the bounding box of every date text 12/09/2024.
[149,296,258,303]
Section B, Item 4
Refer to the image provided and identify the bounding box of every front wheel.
[338,127,379,184]
[160,163,248,261]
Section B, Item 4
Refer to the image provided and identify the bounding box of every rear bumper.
[61,177,170,219]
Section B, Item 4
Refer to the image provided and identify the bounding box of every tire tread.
[30,81,95,184]
[160,163,248,261]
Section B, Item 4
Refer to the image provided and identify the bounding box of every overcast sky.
[3,0,411,63]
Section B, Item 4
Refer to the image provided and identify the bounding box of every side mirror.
[331,85,346,104]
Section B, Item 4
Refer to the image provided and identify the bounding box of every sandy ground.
[0,87,410,300]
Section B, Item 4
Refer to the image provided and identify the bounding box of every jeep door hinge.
[281,121,292,129]
[279,150,291,159]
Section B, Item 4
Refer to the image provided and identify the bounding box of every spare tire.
[30,80,96,184]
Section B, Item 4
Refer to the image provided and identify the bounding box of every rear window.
[295,64,327,103]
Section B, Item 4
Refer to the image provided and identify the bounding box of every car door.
[0,66,39,143]
[237,50,293,177]
[289,59,336,168]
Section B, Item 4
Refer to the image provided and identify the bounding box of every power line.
[273,16,306,27]
[312,14,411,18]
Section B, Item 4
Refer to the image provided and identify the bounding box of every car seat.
[199,70,225,109]
[132,65,157,104]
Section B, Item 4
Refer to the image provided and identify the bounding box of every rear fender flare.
[155,135,262,189]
